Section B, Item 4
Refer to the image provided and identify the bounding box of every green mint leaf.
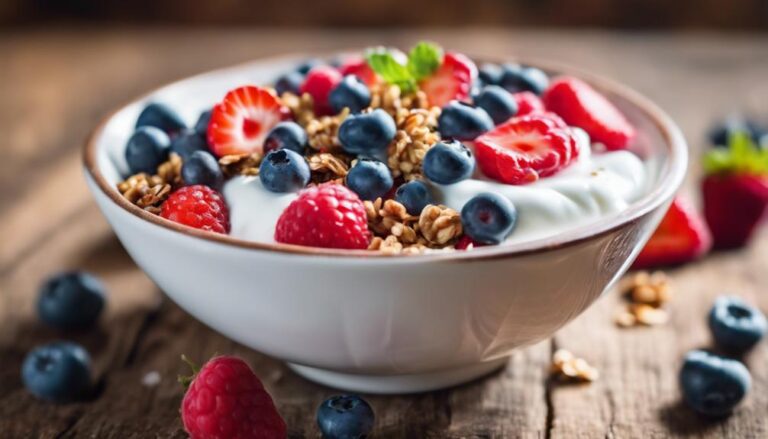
[407,42,443,81]
[703,130,768,176]
[366,48,416,92]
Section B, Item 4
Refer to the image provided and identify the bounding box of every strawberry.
[474,112,578,185]
[419,52,477,108]
[338,57,378,86]
[300,65,343,116]
[632,197,711,269]
[207,86,285,157]
[542,76,635,151]
[513,91,545,116]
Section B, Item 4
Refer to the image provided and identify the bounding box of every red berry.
[419,52,477,108]
[455,235,486,250]
[207,86,285,157]
[300,66,343,116]
[633,197,711,269]
[160,185,229,234]
[338,57,378,86]
[181,356,287,439]
[542,76,635,151]
[275,184,371,249]
[703,174,768,249]
[474,112,578,185]
[513,91,545,116]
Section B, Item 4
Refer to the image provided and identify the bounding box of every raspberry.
[181,356,286,439]
[160,185,229,234]
[275,183,371,249]
[512,91,545,116]
[300,66,342,116]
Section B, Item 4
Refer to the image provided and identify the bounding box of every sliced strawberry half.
[207,86,285,157]
[339,57,379,87]
[419,52,477,108]
[543,76,635,151]
[632,197,712,269]
[475,112,578,185]
[513,91,545,116]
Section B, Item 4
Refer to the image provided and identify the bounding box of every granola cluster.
[615,271,672,327]
[117,153,182,214]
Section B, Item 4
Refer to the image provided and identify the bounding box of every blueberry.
[317,394,375,439]
[461,193,518,244]
[395,180,434,214]
[296,58,323,75]
[329,75,372,114]
[194,109,212,137]
[259,149,310,193]
[264,122,308,155]
[125,126,171,175]
[37,271,106,330]
[708,296,767,354]
[346,158,393,200]
[170,130,207,160]
[275,71,305,96]
[339,109,397,156]
[422,140,475,184]
[478,63,503,86]
[22,342,92,402]
[680,350,751,417]
[474,85,519,125]
[709,115,765,147]
[500,64,549,95]
[182,151,224,190]
[437,101,494,141]
[135,102,186,136]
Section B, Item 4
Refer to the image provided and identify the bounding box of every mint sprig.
[407,42,443,81]
[365,42,443,93]
[703,131,768,176]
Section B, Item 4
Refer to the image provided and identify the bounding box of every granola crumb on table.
[550,349,599,383]
[615,271,672,327]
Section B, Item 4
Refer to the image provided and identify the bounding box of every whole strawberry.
[181,356,287,439]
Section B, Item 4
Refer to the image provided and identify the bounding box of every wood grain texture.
[1,28,767,437]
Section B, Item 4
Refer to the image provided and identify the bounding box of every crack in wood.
[544,338,557,439]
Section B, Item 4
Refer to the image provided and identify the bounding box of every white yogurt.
[224,130,648,245]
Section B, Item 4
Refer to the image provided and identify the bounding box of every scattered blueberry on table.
[708,296,767,355]
[317,394,375,439]
[264,121,309,155]
[135,102,187,137]
[259,149,311,193]
[679,350,751,417]
[395,180,435,214]
[708,114,765,147]
[22,341,92,402]
[345,158,393,200]
[125,126,171,175]
[37,271,106,330]
[461,192,518,244]
[181,150,224,190]
[437,100,494,140]
[423,140,475,184]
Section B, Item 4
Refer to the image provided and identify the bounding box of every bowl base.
[287,357,509,394]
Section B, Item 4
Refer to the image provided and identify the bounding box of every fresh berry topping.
[22,342,91,402]
[259,149,311,193]
[125,126,171,175]
[543,76,635,150]
[275,70,305,96]
[135,102,187,137]
[395,180,434,214]
[420,52,477,108]
[346,158,393,200]
[37,272,105,331]
[500,64,549,95]
[632,197,711,269]
[329,75,372,114]
[207,85,285,157]
[437,100,494,140]
[275,184,370,249]
[461,192,518,244]
[182,151,224,190]
[338,109,397,156]
[181,356,287,439]
[474,112,577,185]
[264,121,308,155]
[473,85,519,125]
[160,185,229,234]
[171,130,208,160]
[455,235,487,250]
[478,63,503,87]
[194,109,212,137]
[316,395,375,439]
[680,350,750,417]
[338,57,379,86]
[708,296,767,355]
[296,58,323,75]
[423,140,475,184]
[709,114,765,147]
[300,66,343,116]
[513,91,545,116]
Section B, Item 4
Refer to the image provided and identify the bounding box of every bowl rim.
[83,51,688,261]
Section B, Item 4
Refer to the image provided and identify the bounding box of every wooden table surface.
[1,28,767,438]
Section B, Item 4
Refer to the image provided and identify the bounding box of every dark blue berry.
[395,180,434,214]
[680,350,750,417]
[182,151,224,190]
[500,64,549,95]
[296,58,323,75]
[22,342,92,402]
[709,115,765,147]
[264,122,308,155]
[259,149,310,193]
[170,130,207,160]
[194,109,212,137]
[37,272,105,331]
[339,109,397,156]
[275,71,305,96]
[437,101,494,141]
[478,63,503,86]
[135,102,186,136]
[345,159,393,200]
[124,126,171,175]
[317,394,375,439]
[422,140,475,184]
[461,193,518,244]
[329,75,371,114]
[474,85,519,125]
[708,296,767,354]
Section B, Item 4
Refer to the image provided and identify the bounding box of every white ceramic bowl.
[83,54,687,394]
